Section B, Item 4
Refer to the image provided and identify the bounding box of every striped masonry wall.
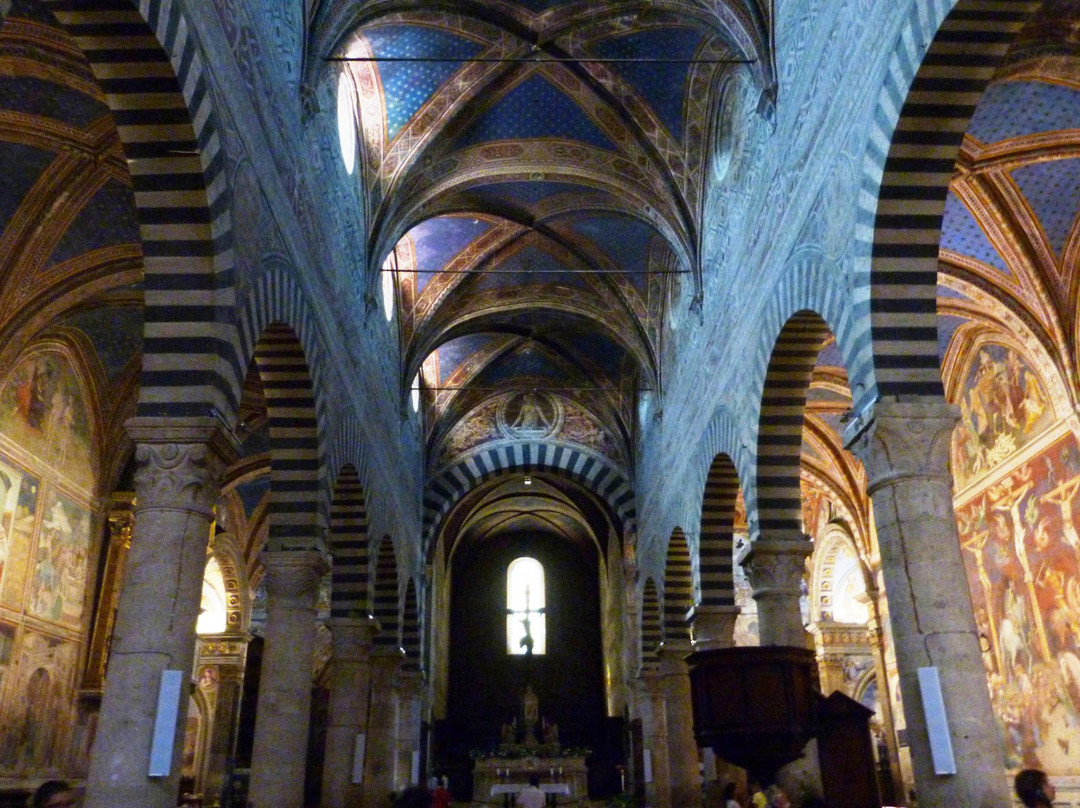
[662,529,693,642]
[47,0,243,419]
[254,322,325,551]
[422,441,635,544]
[640,579,662,666]
[373,537,400,648]
[755,311,831,535]
[699,453,739,608]
[329,464,370,619]
[402,578,420,669]
[852,0,1038,412]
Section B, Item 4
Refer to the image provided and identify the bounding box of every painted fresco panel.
[0,629,78,774]
[0,461,39,610]
[952,344,1054,489]
[956,431,1080,772]
[0,351,93,489]
[27,489,93,627]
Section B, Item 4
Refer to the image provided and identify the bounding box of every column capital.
[261,549,330,607]
[125,416,239,514]
[843,398,959,491]
[737,537,812,594]
[329,616,379,661]
[690,605,741,651]
[738,538,811,648]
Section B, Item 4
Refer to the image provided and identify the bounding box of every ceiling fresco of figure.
[321,0,772,475]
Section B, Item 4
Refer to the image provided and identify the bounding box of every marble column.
[658,641,700,808]
[689,605,740,651]
[737,533,812,647]
[364,647,405,801]
[846,399,1008,808]
[641,668,671,808]
[248,550,330,808]
[85,418,236,808]
[321,617,378,808]
[395,667,426,788]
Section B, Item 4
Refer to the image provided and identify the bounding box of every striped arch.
[45,0,242,419]
[744,254,854,536]
[640,578,662,667]
[699,453,741,609]
[663,529,693,643]
[852,0,1040,413]
[423,441,635,543]
[755,311,832,536]
[329,464,370,619]
[327,412,371,497]
[253,323,325,551]
[402,578,420,669]
[373,537,400,648]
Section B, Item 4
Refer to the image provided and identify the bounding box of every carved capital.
[844,398,959,493]
[126,417,238,515]
[330,616,379,662]
[261,550,330,609]
[690,605,741,650]
[738,537,812,596]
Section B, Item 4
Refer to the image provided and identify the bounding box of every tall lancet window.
[506,557,546,655]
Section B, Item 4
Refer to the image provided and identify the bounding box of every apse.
[433,474,623,800]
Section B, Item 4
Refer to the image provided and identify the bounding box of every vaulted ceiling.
[326,0,772,476]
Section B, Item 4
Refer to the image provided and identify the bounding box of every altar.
[473,757,587,806]
[472,686,588,804]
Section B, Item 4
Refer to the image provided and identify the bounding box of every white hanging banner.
[917,666,956,775]
[351,733,367,784]
[148,669,185,777]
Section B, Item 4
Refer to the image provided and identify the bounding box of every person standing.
[1014,769,1055,807]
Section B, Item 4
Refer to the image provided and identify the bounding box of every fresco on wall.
[0,460,40,610]
[952,344,1054,489]
[0,351,93,489]
[956,431,1080,772]
[27,490,92,627]
[0,630,78,774]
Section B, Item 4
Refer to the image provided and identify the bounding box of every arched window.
[506,557,546,655]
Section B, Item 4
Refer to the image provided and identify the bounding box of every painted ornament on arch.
[952,344,1053,489]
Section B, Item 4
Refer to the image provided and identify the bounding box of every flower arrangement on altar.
[469,745,593,760]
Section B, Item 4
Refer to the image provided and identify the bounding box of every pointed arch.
[329,464,370,619]
[755,310,832,536]
[423,441,635,544]
[699,454,740,609]
[402,578,420,669]
[641,578,662,668]
[852,0,1041,412]
[253,322,325,551]
[663,529,693,643]
[44,0,243,419]
[373,537,400,648]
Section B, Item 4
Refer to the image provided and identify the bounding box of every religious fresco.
[0,351,93,490]
[437,391,625,466]
[0,348,99,778]
[0,630,79,774]
[28,490,92,628]
[951,344,1053,489]
[956,430,1080,772]
[0,460,39,609]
